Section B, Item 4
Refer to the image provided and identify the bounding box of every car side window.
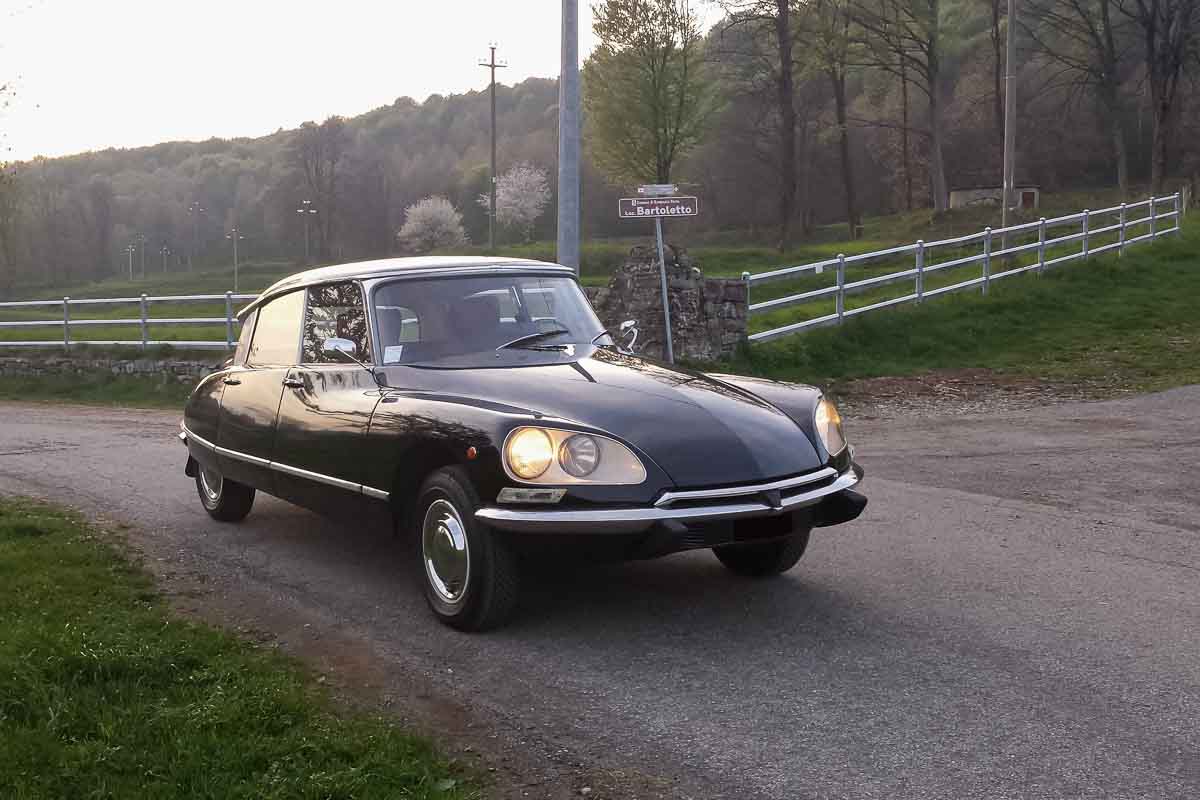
[302,282,372,364]
[246,291,304,367]
[233,310,256,365]
[377,304,421,365]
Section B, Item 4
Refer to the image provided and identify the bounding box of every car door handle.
[282,378,305,388]
[222,377,241,385]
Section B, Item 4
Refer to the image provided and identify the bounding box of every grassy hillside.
[728,215,1199,393]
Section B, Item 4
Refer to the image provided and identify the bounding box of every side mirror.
[322,337,358,361]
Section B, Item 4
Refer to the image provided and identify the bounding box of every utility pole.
[557,0,581,273]
[1000,0,1018,248]
[226,227,245,292]
[188,202,205,272]
[160,245,171,273]
[479,44,507,252]
[126,244,135,281]
[296,200,318,265]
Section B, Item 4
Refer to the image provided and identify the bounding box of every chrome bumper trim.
[181,424,390,501]
[654,467,838,508]
[476,468,860,534]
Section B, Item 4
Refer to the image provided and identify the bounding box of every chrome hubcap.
[422,499,470,605]
[199,464,223,502]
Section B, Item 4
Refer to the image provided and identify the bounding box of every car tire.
[415,466,520,632]
[195,461,255,522]
[713,528,811,577]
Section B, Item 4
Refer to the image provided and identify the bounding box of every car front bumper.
[475,463,865,535]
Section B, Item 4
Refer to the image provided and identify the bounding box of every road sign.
[618,196,699,219]
[638,184,679,197]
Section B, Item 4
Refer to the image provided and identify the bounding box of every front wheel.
[195,462,255,522]
[713,528,811,577]
[415,466,520,631]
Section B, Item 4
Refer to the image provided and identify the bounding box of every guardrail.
[744,193,1184,343]
[0,291,259,350]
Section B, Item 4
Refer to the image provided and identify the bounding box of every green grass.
[727,219,1200,393]
[0,496,476,800]
[0,371,195,408]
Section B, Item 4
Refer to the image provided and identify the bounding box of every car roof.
[239,256,574,319]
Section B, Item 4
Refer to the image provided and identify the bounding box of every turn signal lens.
[506,427,554,479]
[814,398,847,456]
[559,434,601,477]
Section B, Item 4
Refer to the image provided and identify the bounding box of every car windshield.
[372,274,607,367]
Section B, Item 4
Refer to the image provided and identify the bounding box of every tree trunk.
[831,70,861,238]
[900,65,913,212]
[929,90,948,213]
[776,0,797,252]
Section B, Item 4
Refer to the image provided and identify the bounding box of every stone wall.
[0,356,224,384]
[585,244,748,362]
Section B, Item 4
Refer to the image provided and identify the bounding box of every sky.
[0,0,718,163]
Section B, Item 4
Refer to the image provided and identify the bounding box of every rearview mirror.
[322,337,358,361]
[618,319,638,353]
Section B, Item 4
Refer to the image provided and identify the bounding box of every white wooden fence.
[745,193,1184,343]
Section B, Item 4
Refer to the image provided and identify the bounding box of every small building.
[949,185,1040,211]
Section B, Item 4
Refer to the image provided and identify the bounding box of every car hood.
[386,347,824,487]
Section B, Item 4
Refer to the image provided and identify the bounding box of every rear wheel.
[414,466,520,631]
[713,528,811,577]
[195,462,255,522]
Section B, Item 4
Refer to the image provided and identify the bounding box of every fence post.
[1150,195,1157,239]
[741,271,751,311]
[225,291,235,348]
[62,297,70,351]
[1119,203,1127,255]
[1175,193,1182,235]
[1038,218,1047,274]
[914,240,925,303]
[835,254,846,323]
[139,293,149,350]
[982,228,992,295]
[1081,210,1090,260]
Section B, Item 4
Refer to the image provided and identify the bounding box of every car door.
[216,289,304,491]
[271,281,384,516]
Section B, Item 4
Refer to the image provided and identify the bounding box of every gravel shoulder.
[1,386,1198,799]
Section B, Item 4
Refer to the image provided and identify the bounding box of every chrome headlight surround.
[814,397,848,457]
[502,427,647,485]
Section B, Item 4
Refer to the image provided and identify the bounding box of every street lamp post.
[134,233,147,279]
[226,227,246,292]
[480,44,507,252]
[126,244,136,281]
[188,202,205,272]
[160,245,171,273]
[296,200,318,265]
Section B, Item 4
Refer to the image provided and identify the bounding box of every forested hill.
[2,77,573,289]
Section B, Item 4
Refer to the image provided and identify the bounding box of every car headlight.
[559,434,601,477]
[506,427,555,479]
[503,427,645,485]
[814,397,847,456]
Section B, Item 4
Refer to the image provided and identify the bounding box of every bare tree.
[854,0,951,212]
[716,1,801,250]
[1116,0,1199,191]
[1026,0,1132,194]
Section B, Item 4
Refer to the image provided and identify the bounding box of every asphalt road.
[1,388,1198,799]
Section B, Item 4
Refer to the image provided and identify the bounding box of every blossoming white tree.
[478,162,551,243]
[397,196,468,254]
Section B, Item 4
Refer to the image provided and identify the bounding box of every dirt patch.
[830,368,1127,420]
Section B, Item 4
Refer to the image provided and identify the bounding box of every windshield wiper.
[496,328,572,351]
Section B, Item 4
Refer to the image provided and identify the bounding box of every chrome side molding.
[181,425,391,501]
